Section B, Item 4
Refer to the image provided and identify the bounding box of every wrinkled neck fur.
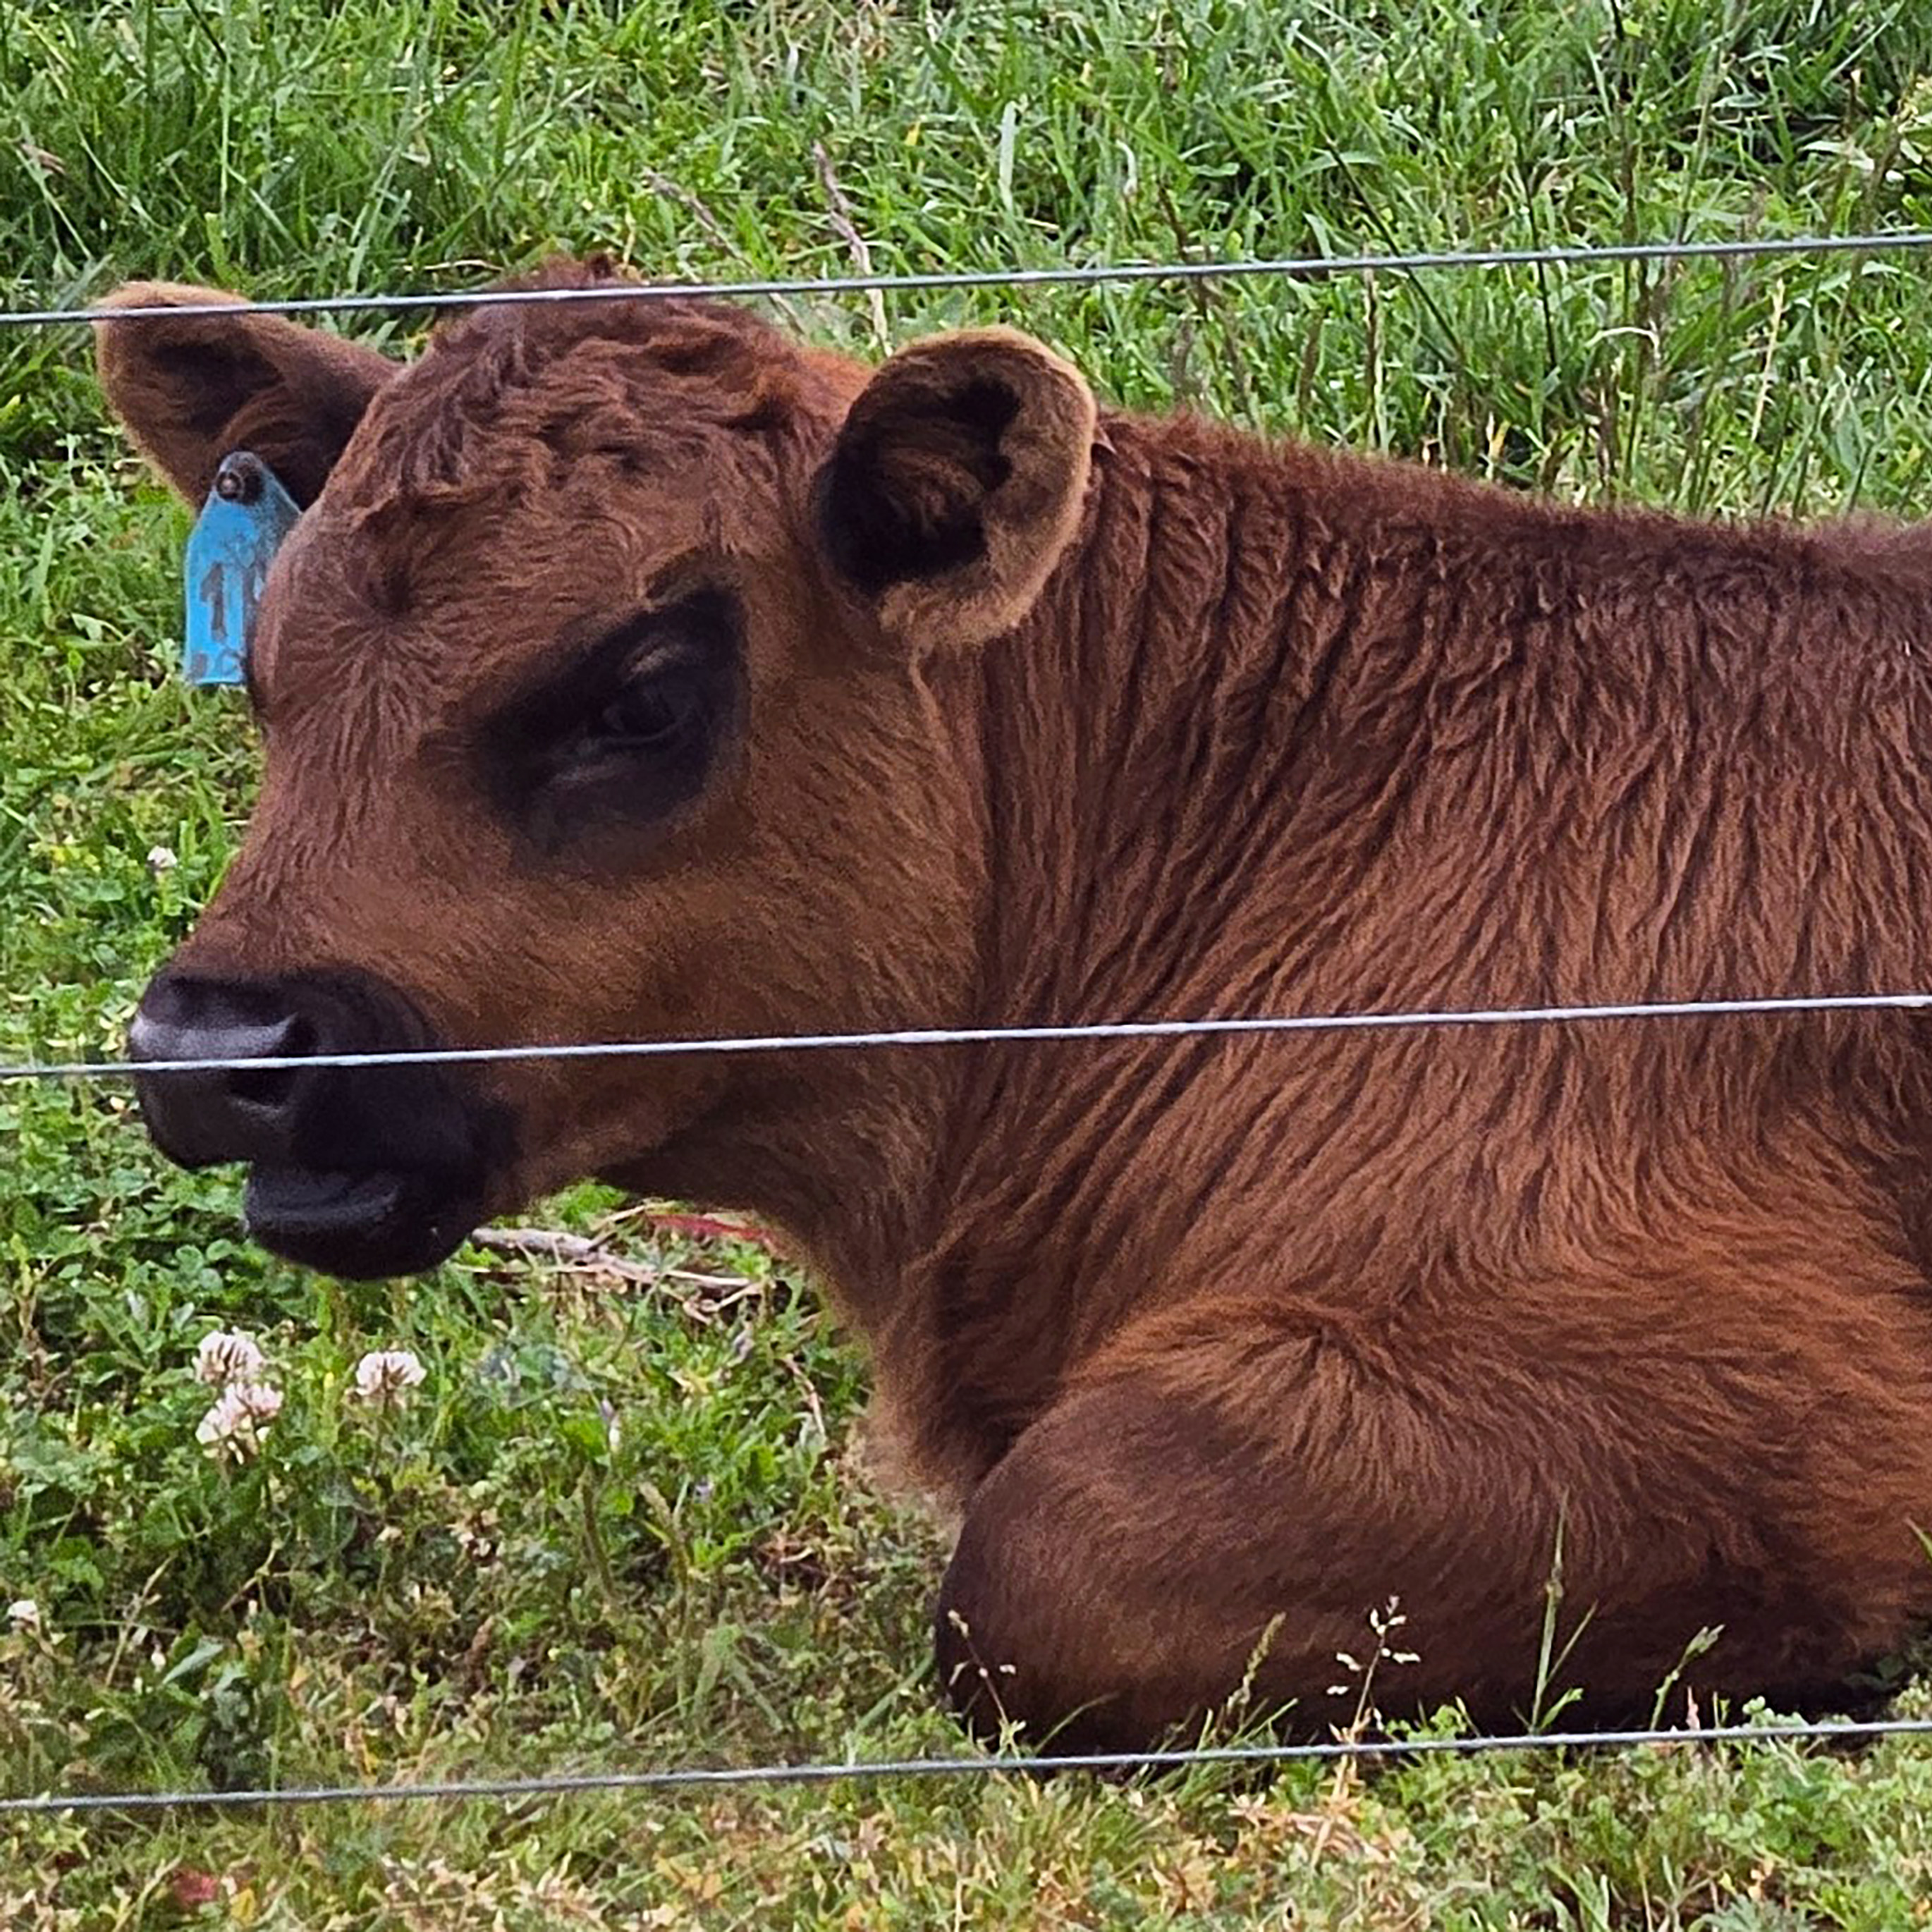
[797,407,1932,1489]
[706,412,1348,1309]
[964,408,1379,1030]
[958,405,1932,1033]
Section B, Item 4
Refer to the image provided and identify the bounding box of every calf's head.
[97,262,1096,1278]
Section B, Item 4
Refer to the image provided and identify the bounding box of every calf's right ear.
[93,282,397,508]
[817,327,1096,654]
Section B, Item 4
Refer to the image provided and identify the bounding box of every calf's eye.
[479,585,743,855]
[591,680,695,752]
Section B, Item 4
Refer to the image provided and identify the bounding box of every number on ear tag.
[183,452,302,687]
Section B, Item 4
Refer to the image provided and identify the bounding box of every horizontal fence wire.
[9,226,1932,329]
[11,219,1932,1832]
[6,1716,1932,1816]
[8,992,1932,1083]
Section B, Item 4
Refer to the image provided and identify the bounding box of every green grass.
[6,0,1932,1922]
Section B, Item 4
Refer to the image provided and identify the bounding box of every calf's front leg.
[931,1275,1932,1751]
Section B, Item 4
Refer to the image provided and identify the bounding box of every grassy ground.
[6,0,1932,1923]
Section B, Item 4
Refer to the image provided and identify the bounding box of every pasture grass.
[5,0,1932,1921]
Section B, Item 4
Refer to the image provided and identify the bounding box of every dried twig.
[813,141,891,353]
[470,1226,660,1289]
[592,1202,776,1250]
[640,166,808,333]
[662,1272,766,1297]
[468,1225,774,1328]
[774,1345,829,1448]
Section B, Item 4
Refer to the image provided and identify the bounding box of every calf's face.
[97,267,1095,1278]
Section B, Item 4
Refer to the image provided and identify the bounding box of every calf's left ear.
[94,281,398,509]
[818,327,1096,653]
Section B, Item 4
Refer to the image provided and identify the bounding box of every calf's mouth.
[241,1163,492,1279]
[128,967,513,1280]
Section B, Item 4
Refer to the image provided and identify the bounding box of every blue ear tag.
[183,452,302,687]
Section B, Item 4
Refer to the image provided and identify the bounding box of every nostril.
[229,1065,298,1111]
[129,979,355,1171]
[226,1015,316,1114]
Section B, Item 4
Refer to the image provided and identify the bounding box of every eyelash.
[586,676,697,754]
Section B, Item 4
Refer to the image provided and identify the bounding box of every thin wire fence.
[13,217,1932,1821]
[6,1716,1932,1816]
[9,224,1932,329]
[10,992,1932,1083]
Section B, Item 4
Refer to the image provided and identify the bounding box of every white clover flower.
[145,844,179,874]
[7,1598,40,1633]
[195,1329,268,1386]
[352,1349,426,1407]
[195,1381,283,1462]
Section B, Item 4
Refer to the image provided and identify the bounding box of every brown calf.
[96,259,1932,1749]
